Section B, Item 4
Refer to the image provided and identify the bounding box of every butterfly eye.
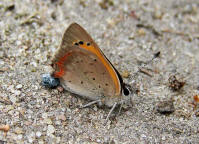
[123,86,130,96]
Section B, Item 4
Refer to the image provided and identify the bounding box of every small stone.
[106,18,116,27]
[47,125,55,135]
[41,73,60,88]
[137,28,146,36]
[30,61,37,67]
[153,10,163,19]
[121,70,130,78]
[168,75,185,91]
[6,105,14,111]
[141,134,146,138]
[156,100,175,114]
[58,114,66,121]
[16,40,22,46]
[24,121,32,126]
[0,60,4,65]
[44,118,52,124]
[0,51,4,58]
[55,120,61,125]
[36,131,42,138]
[93,106,98,111]
[17,134,23,140]
[28,138,33,143]
[56,137,61,143]
[16,84,23,89]
[27,132,35,143]
[31,68,37,72]
[14,90,21,96]
[15,127,23,134]
[42,113,48,119]
[5,4,15,11]
[57,86,64,92]
[162,136,166,140]
[38,140,44,144]
[9,95,17,103]
[195,111,199,117]
[194,95,199,103]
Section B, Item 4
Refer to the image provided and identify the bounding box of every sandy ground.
[0,0,199,143]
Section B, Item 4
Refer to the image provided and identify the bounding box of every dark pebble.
[41,73,60,88]
[156,100,175,114]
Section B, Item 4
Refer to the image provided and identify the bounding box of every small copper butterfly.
[43,23,131,122]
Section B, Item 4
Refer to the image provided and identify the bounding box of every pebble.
[55,120,61,125]
[18,134,23,140]
[15,127,24,134]
[30,61,38,67]
[193,95,199,103]
[137,28,146,36]
[141,134,147,138]
[44,118,53,125]
[153,10,163,19]
[93,106,98,111]
[14,90,21,96]
[36,131,42,138]
[0,60,4,65]
[6,105,14,111]
[156,100,175,114]
[121,70,130,78]
[97,139,101,143]
[42,113,48,119]
[47,125,55,135]
[16,40,22,46]
[9,95,17,104]
[168,75,185,91]
[0,51,4,58]
[195,111,199,117]
[58,114,66,121]
[16,84,23,89]
[41,73,60,88]
[162,136,166,140]
[27,132,35,143]
[38,140,44,144]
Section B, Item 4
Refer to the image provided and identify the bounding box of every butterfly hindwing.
[52,23,122,101]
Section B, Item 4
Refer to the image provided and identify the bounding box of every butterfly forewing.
[52,23,95,64]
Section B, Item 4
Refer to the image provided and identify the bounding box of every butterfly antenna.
[131,51,161,79]
[141,51,160,68]
[104,102,117,125]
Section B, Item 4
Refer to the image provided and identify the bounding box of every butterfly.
[48,23,131,122]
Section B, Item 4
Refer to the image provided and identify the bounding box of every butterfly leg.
[104,102,117,125]
[81,99,101,108]
[117,101,123,117]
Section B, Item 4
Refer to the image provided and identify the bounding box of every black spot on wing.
[74,42,79,46]
[79,41,84,45]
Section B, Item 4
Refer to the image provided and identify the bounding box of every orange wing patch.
[53,52,72,78]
